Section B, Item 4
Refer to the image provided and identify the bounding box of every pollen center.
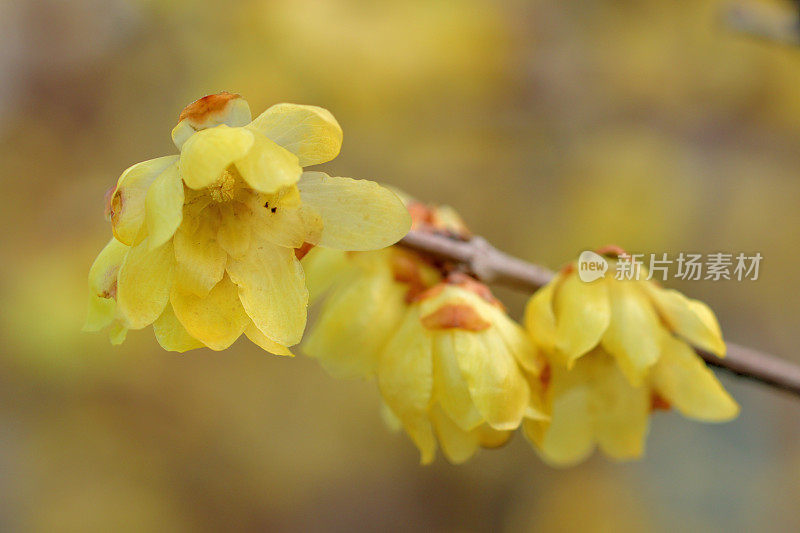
[210,169,237,202]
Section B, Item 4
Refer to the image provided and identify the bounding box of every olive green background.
[0,0,798,531]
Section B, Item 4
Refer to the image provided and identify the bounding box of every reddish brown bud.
[178,92,242,126]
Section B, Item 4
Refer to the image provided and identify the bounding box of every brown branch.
[399,230,800,397]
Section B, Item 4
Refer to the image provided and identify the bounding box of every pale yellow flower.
[87,92,411,353]
[523,251,739,465]
[303,201,547,463]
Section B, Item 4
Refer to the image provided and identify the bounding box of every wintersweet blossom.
[303,201,547,463]
[522,250,739,465]
[85,92,411,353]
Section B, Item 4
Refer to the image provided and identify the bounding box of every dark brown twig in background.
[399,230,800,397]
[722,1,800,45]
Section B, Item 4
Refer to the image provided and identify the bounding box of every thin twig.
[399,230,800,397]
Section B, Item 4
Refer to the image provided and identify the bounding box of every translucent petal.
[302,265,406,378]
[247,103,343,166]
[301,247,350,303]
[430,405,479,464]
[173,210,227,297]
[145,164,184,250]
[247,190,323,249]
[179,125,254,190]
[298,172,411,251]
[108,322,128,345]
[377,310,436,463]
[110,156,179,245]
[84,238,128,332]
[652,334,739,421]
[641,283,726,357]
[526,361,594,466]
[170,275,249,351]
[432,332,484,431]
[153,303,205,353]
[216,202,251,259]
[244,322,294,357]
[226,238,308,346]
[380,401,403,433]
[85,294,116,333]
[233,130,302,194]
[600,281,662,386]
[553,273,610,366]
[116,238,174,329]
[452,329,529,430]
[588,352,650,460]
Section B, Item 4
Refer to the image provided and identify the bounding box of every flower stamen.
[210,169,237,202]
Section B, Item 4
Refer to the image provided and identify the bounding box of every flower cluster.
[523,248,739,465]
[303,201,548,463]
[84,94,739,467]
[84,93,411,354]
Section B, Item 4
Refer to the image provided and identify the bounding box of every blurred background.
[1,0,799,531]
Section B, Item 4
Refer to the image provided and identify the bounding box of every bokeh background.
[1,0,799,531]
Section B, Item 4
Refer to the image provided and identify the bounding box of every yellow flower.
[87,92,411,353]
[522,250,739,465]
[303,201,547,463]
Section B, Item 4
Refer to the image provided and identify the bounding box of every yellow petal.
[179,125,254,190]
[432,332,484,431]
[84,238,128,332]
[301,247,350,303]
[247,103,343,166]
[145,164,184,250]
[525,361,594,466]
[233,130,302,194]
[523,277,559,355]
[377,310,436,463]
[85,294,117,333]
[553,272,610,366]
[246,190,323,249]
[116,238,174,329]
[216,203,251,258]
[474,425,513,449]
[153,303,205,353]
[452,329,529,430]
[226,238,308,346]
[298,172,411,251]
[600,281,662,386]
[170,275,249,350]
[244,322,295,356]
[524,373,550,422]
[303,264,406,378]
[108,322,128,345]
[172,93,252,149]
[430,405,479,464]
[380,401,403,432]
[110,156,179,245]
[173,210,227,297]
[641,283,726,357]
[651,334,739,421]
[588,351,650,460]
[494,311,545,375]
